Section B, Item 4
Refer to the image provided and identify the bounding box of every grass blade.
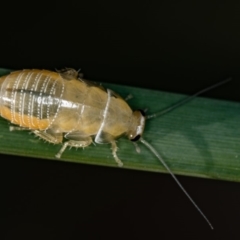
[0,68,239,182]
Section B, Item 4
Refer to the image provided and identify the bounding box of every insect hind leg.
[9,125,29,131]
[33,130,63,144]
[55,137,92,159]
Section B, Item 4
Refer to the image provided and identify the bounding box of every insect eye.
[130,134,141,142]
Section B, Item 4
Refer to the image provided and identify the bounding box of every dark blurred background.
[0,1,240,239]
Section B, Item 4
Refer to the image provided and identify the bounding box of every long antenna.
[147,78,232,119]
[140,138,214,229]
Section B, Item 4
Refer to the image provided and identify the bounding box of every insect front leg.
[125,94,133,101]
[110,141,123,167]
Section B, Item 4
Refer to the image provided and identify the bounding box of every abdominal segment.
[0,70,64,130]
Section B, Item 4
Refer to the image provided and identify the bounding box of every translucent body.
[0,69,145,164]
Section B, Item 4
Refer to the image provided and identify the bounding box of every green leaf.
[0,68,239,182]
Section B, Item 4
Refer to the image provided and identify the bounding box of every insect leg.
[9,125,29,131]
[111,141,123,167]
[55,137,92,159]
[33,130,63,144]
[132,142,141,153]
[125,94,133,101]
[56,68,80,80]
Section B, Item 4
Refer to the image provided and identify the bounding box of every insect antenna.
[142,78,232,226]
[140,138,214,229]
[146,77,232,119]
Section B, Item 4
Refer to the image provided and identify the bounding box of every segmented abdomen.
[0,70,64,130]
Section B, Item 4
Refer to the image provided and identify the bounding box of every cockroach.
[0,68,231,229]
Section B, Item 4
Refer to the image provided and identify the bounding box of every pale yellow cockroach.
[0,68,230,229]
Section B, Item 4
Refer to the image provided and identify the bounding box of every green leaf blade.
[0,68,239,182]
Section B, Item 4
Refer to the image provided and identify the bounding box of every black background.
[1,1,240,239]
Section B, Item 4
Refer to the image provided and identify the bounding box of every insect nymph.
[0,68,229,229]
[0,69,145,166]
